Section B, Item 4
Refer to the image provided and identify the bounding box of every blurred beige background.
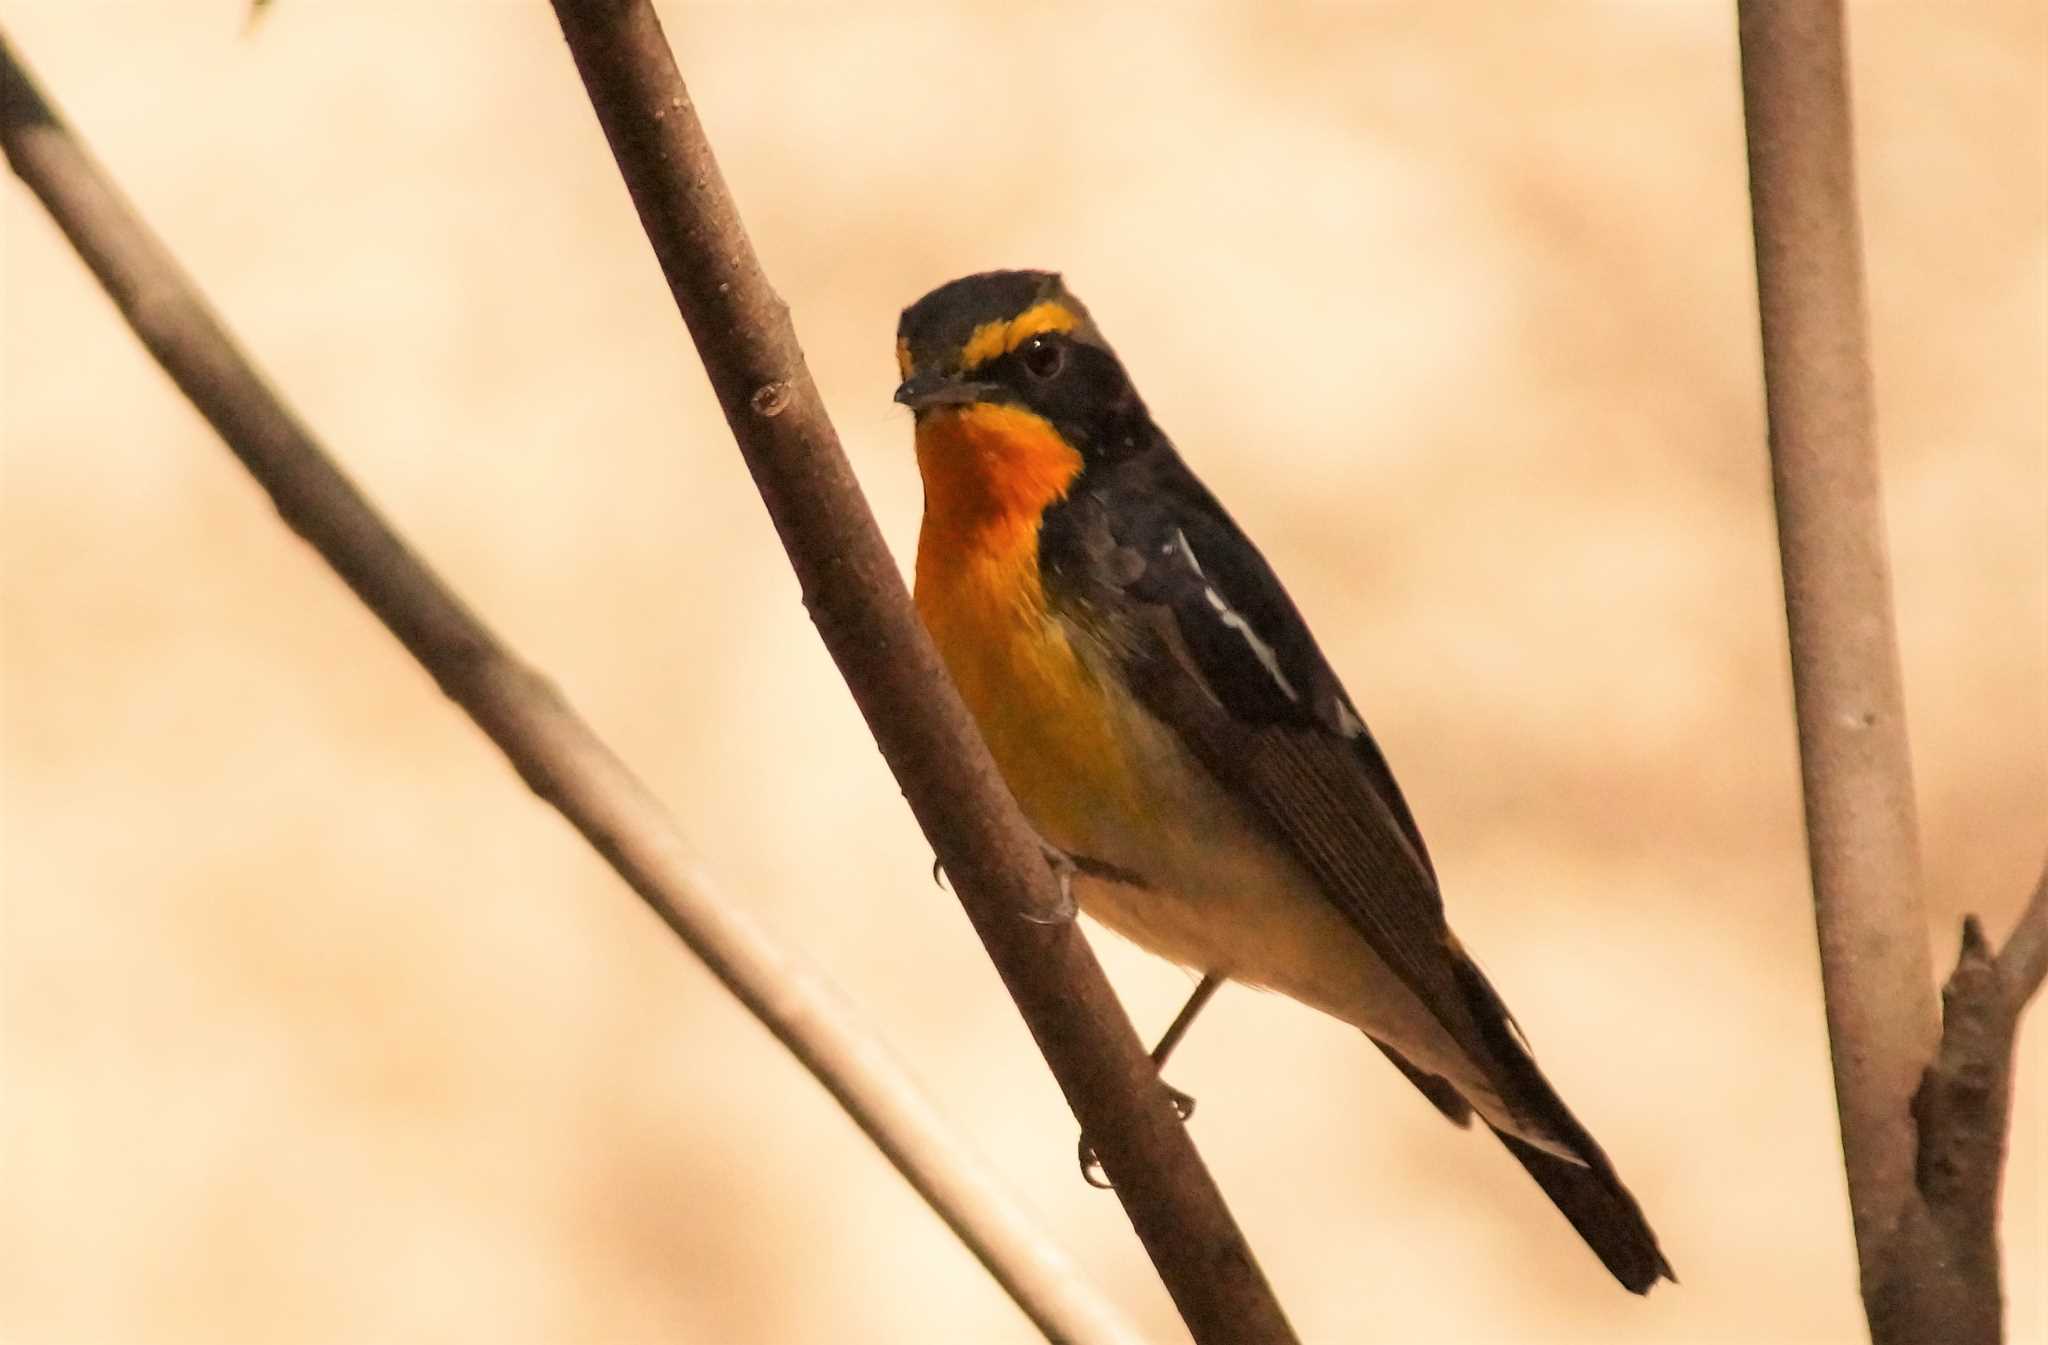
[3,4,2042,1343]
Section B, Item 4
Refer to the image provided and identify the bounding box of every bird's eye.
[1021,336,1065,380]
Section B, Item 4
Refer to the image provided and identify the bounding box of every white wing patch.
[1174,531,1300,704]
[1332,699,1367,738]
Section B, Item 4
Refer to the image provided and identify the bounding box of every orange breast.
[911,405,1132,852]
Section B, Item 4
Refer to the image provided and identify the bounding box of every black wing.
[1040,446,1474,1039]
[1041,445,1675,1293]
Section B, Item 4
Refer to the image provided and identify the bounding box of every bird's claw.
[932,845,1072,922]
[1076,1082,1197,1190]
[1079,1133,1112,1189]
[1023,841,1078,924]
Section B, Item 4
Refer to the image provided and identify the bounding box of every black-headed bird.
[897,270,1673,1294]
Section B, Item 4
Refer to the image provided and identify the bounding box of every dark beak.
[894,370,995,411]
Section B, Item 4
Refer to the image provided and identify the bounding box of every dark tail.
[1373,1032,1672,1293]
[1490,1126,1674,1294]
[1448,951,1677,1294]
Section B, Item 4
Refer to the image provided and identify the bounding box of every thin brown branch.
[1993,856,2048,1006]
[0,31,1144,1345]
[1737,5,2036,1343]
[541,4,1298,1342]
[1737,0,1936,1275]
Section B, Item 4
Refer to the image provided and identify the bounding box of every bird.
[895,269,1673,1294]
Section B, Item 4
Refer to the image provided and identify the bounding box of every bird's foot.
[1024,840,1078,924]
[1077,1081,1197,1189]
[932,842,1074,922]
[931,844,1073,921]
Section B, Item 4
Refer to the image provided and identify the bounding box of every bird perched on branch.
[897,269,1673,1294]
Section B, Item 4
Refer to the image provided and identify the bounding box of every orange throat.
[912,400,1082,665]
[911,403,1084,636]
[912,402,1083,560]
[911,403,1124,851]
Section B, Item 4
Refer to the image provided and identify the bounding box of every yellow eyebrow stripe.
[958,300,1080,372]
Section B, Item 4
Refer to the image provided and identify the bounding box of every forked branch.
[1736,3,2043,1341]
[1875,860,2048,1344]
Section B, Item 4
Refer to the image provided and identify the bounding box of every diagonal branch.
[0,31,1143,1345]
[541,3,1297,1342]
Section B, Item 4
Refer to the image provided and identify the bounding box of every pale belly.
[1054,693,1485,1100]
[916,557,1512,1127]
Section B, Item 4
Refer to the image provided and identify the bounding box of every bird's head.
[895,271,1150,474]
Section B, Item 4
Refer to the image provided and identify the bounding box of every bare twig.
[1994,857,2048,1004]
[1737,0,1937,1256]
[1737,0,1934,1261]
[542,4,1297,1342]
[1737,5,2042,1342]
[0,32,1144,1345]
